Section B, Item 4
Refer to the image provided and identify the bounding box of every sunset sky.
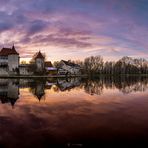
[0,0,148,62]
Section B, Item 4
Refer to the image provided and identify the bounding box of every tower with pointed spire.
[8,45,19,73]
[34,51,45,73]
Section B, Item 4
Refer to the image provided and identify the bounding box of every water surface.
[0,76,148,147]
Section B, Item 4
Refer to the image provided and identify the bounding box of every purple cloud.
[0,0,148,61]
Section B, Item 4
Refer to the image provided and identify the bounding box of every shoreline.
[0,74,148,78]
[0,74,88,78]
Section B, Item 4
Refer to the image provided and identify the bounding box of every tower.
[0,45,19,75]
[34,51,45,73]
[8,45,19,73]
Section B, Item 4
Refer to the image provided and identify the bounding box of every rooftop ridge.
[0,45,19,56]
[0,46,19,56]
[34,51,44,59]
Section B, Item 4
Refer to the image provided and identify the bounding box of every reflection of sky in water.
[0,78,148,147]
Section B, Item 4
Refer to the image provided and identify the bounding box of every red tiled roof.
[0,46,19,56]
[45,61,53,67]
[34,51,44,59]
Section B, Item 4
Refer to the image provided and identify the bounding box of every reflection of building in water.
[0,79,19,107]
[35,83,45,101]
[19,79,34,88]
[45,79,57,89]
[0,76,148,107]
[57,78,81,91]
[30,80,46,101]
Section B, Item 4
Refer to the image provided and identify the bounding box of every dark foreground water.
[0,76,148,147]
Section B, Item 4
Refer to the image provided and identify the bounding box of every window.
[0,56,8,60]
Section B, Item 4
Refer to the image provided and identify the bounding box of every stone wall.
[19,66,33,75]
[0,67,9,76]
[35,58,44,72]
[8,55,19,72]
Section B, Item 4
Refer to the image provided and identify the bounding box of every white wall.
[0,59,8,65]
[19,66,33,75]
[35,58,44,72]
[61,62,81,74]
[8,55,19,72]
[0,68,9,76]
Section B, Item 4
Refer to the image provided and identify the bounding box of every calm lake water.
[0,76,148,147]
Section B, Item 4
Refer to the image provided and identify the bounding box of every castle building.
[34,51,45,73]
[45,61,57,75]
[20,51,55,75]
[0,45,19,75]
[0,47,81,76]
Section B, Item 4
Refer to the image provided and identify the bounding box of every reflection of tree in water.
[113,76,148,94]
[84,76,148,95]
[84,79,103,95]
[0,76,148,107]
[26,76,148,97]
[103,76,148,94]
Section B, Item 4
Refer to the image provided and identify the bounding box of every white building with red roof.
[0,48,55,76]
[0,45,19,75]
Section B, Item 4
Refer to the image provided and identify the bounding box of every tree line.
[70,56,148,75]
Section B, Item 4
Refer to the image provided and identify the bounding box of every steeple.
[0,45,19,56]
[12,44,15,50]
[34,51,44,59]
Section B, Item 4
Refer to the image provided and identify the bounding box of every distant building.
[0,47,81,76]
[45,61,57,75]
[19,64,33,75]
[19,51,56,75]
[0,45,19,75]
[58,60,81,75]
